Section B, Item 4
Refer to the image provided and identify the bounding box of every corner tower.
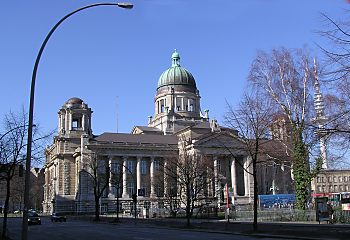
[58,97,93,138]
[148,50,208,134]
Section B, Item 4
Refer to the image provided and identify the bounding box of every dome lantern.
[171,49,180,67]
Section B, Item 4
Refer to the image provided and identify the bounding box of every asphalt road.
[1,217,295,240]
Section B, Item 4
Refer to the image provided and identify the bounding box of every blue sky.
[0,0,348,136]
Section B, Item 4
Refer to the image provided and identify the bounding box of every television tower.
[312,58,328,169]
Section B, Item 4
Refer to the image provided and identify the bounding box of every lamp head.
[117,2,134,9]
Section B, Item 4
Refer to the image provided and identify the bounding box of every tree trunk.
[253,155,258,232]
[94,189,100,221]
[116,192,119,222]
[2,179,11,239]
[186,194,191,227]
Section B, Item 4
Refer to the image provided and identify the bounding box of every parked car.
[28,212,41,225]
[51,212,67,222]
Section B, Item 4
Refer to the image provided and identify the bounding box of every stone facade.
[43,50,293,214]
[312,169,350,195]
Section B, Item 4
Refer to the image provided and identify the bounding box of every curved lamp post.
[22,3,133,240]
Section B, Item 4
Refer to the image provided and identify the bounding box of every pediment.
[192,131,246,150]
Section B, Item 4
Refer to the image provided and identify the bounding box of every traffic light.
[132,193,137,203]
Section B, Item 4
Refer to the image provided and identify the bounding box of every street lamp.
[21,3,133,240]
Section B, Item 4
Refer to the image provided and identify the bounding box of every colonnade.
[105,156,161,199]
[103,154,251,200]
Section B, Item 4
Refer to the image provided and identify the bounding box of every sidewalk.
[113,217,350,240]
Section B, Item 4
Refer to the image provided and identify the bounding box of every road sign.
[138,188,145,197]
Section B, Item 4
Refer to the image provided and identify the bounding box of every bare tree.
[81,152,110,221]
[163,138,214,227]
[317,13,350,165]
[225,91,275,231]
[0,110,48,239]
[249,48,322,210]
[154,157,180,218]
[318,12,350,82]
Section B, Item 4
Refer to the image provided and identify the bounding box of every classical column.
[150,157,155,197]
[65,110,68,132]
[136,156,141,196]
[181,97,184,111]
[108,156,114,198]
[163,159,168,197]
[213,156,218,197]
[230,157,237,196]
[246,157,252,200]
[58,113,61,133]
[82,114,86,131]
[122,156,128,198]
[68,111,72,131]
[244,157,251,197]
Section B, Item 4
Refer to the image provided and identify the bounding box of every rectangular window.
[334,185,338,192]
[328,176,332,183]
[188,99,194,112]
[339,176,343,183]
[345,176,348,182]
[329,185,333,192]
[127,182,135,195]
[141,160,147,175]
[322,177,325,183]
[156,185,163,197]
[141,183,148,196]
[154,159,161,171]
[112,161,121,174]
[160,99,165,113]
[176,97,182,111]
[346,185,349,191]
[127,160,135,174]
[334,176,337,183]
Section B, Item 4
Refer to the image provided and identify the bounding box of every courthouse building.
[43,50,292,214]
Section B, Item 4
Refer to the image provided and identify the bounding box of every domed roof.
[66,97,83,105]
[157,50,197,89]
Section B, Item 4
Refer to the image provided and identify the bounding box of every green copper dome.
[157,50,197,89]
